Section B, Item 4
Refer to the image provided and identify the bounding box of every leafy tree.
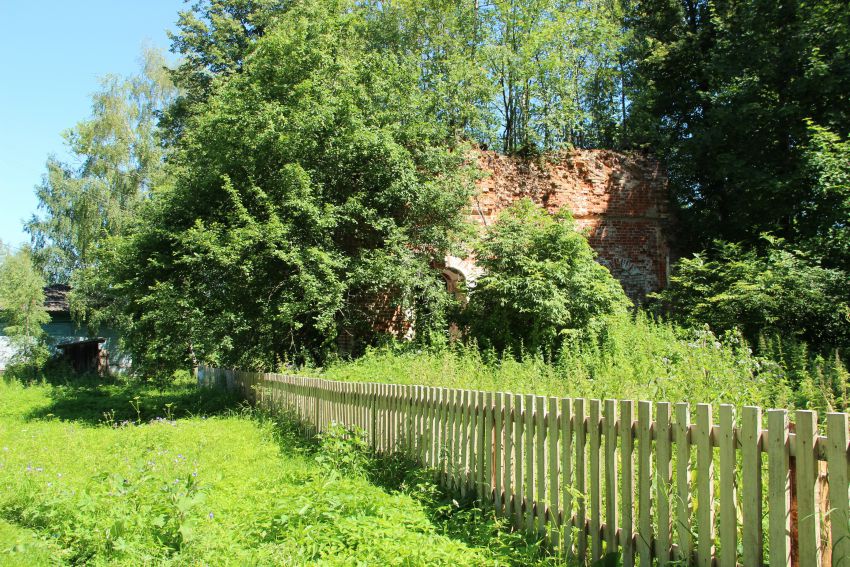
[800,123,850,272]
[625,0,850,252]
[654,237,850,352]
[26,49,178,283]
[463,199,630,355]
[163,0,288,142]
[85,1,474,375]
[0,245,51,376]
[165,0,628,154]
[482,0,626,153]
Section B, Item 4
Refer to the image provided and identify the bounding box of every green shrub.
[463,199,630,356]
[654,237,850,352]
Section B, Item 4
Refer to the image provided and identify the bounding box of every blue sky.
[0,0,184,249]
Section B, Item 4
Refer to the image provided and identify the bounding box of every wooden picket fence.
[198,366,850,566]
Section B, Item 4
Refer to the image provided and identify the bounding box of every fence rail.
[199,366,850,567]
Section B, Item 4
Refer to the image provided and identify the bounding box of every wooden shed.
[56,338,108,374]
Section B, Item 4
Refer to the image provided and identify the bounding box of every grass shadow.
[23,372,241,425]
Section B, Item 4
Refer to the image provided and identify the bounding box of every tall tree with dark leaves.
[163,0,289,142]
[625,0,850,253]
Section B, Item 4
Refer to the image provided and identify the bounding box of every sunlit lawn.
[0,374,501,566]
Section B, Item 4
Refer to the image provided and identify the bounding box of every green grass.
[317,314,775,410]
[0,374,545,565]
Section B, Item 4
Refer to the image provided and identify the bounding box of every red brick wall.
[469,149,671,301]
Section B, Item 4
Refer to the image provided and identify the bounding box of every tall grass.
[318,313,843,412]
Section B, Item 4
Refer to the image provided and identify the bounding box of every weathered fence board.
[199,367,850,566]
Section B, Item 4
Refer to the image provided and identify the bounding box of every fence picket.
[589,399,602,561]
[741,406,764,567]
[514,393,524,527]
[475,391,490,505]
[495,392,504,514]
[485,392,494,507]
[655,402,672,567]
[504,393,513,518]
[826,412,850,563]
[561,397,573,557]
[525,393,535,533]
[461,390,472,497]
[768,409,791,567]
[574,398,587,560]
[453,389,463,493]
[637,400,652,567]
[621,400,635,567]
[674,403,692,564]
[718,405,736,567]
[604,399,619,556]
[535,396,546,535]
[548,396,560,547]
[696,404,714,567]
[795,410,820,567]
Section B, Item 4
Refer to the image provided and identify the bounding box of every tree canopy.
[81,1,475,375]
[26,49,178,284]
[0,245,50,376]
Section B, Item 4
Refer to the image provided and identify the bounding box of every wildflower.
[208,512,214,519]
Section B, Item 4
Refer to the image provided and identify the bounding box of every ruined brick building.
[441,149,672,303]
[343,148,671,351]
